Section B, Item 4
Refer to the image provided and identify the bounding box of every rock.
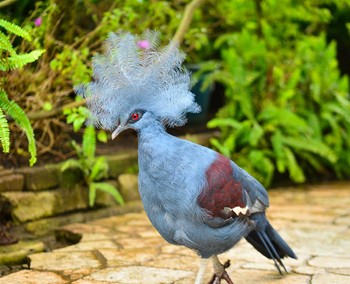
[17,165,60,191]
[1,186,89,223]
[0,174,24,192]
[0,241,44,265]
[106,151,138,178]
[118,174,139,202]
[25,201,143,236]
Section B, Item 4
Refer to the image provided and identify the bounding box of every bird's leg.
[208,255,234,284]
[194,258,209,284]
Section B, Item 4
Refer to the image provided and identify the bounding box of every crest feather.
[75,30,201,130]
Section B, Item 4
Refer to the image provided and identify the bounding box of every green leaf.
[43,102,53,111]
[209,138,231,157]
[249,122,264,147]
[0,108,10,153]
[73,116,86,132]
[60,159,84,172]
[0,31,16,55]
[282,136,338,163]
[207,118,241,129]
[89,183,97,207]
[248,150,274,187]
[90,156,108,181]
[82,126,96,161]
[284,147,305,183]
[0,49,45,71]
[0,90,36,166]
[97,130,108,143]
[91,182,125,206]
[0,19,31,41]
[271,130,286,173]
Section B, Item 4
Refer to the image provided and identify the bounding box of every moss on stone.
[0,241,44,265]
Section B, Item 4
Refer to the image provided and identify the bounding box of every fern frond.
[0,108,10,153]
[0,90,36,166]
[284,146,305,183]
[0,49,45,71]
[0,19,31,41]
[0,31,16,55]
[282,136,337,163]
[271,130,286,173]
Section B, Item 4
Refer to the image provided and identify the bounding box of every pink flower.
[34,17,42,27]
[137,40,151,50]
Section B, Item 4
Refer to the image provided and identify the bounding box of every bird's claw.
[208,260,234,284]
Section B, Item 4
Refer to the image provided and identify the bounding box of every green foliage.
[63,102,108,142]
[206,0,350,187]
[0,19,44,166]
[61,125,124,207]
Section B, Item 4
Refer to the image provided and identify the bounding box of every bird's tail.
[245,214,297,274]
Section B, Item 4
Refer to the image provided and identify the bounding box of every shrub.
[206,0,350,187]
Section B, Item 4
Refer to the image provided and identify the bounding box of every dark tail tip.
[245,222,297,274]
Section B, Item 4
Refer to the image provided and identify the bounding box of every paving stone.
[99,247,159,266]
[294,265,326,275]
[328,268,350,276]
[309,256,350,268]
[0,270,66,284]
[335,215,350,226]
[62,268,99,281]
[285,229,349,257]
[146,254,199,271]
[116,236,165,249]
[205,269,311,284]
[29,251,101,271]
[56,239,119,252]
[87,266,193,283]
[241,261,286,272]
[312,273,350,284]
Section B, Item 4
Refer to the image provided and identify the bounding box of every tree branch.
[172,0,206,45]
[0,0,17,9]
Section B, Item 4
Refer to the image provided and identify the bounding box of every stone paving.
[0,182,349,284]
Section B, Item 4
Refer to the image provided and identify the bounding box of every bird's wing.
[197,153,269,227]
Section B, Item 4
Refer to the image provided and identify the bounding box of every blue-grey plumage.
[136,112,251,258]
[77,31,297,284]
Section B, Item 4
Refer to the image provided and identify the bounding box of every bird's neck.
[137,120,168,141]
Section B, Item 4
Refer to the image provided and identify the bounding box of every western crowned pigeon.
[76,31,297,284]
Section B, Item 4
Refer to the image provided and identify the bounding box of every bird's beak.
[111,124,128,140]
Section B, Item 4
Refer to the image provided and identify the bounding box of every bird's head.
[75,31,200,137]
[111,109,153,139]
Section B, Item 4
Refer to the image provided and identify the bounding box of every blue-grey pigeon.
[76,31,297,284]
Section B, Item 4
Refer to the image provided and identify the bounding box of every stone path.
[0,182,349,284]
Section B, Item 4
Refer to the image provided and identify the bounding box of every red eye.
[131,113,139,121]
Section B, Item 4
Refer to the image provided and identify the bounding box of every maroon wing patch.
[197,154,249,220]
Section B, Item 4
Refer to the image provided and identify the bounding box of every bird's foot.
[208,260,234,284]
